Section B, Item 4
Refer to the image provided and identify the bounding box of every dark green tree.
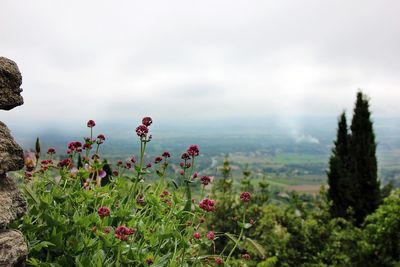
[349,91,380,225]
[327,112,352,218]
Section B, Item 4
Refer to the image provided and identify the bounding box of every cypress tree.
[327,112,351,218]
[349,91,380,225]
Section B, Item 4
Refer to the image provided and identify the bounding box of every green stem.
[226,211,246,263]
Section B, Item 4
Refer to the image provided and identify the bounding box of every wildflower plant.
[14,117,260,266]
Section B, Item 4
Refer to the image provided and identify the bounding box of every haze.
[1,0,399,135]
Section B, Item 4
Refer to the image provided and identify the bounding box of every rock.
[0,122,24,175]
[0,175,27,229]
[0,57,23,110]
[0,229,28,267]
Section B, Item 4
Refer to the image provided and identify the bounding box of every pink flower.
[215,257,224,265]
[146,163,152,168]
[162,151,171,158]
[142,117,153,127]
[47,147,56,154]
[199,198,215,212]
[240,192,251,202]
[97,206,110,218]
[242,253,251,260]
[193,172,198,179]
[87,120,96,128]
[154,157,163,164]
[200,176,211,185]
[206,231,215,240]
[136,124,149,138]
[98,170,107,179]
[187,145,200,157]
[193,232,201,239]
[105,227,110,233]
[180,170,185,176]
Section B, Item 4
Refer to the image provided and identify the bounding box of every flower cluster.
[187,145,200,157]
[58,158,72,168]
[87,120,96,128]
[240,191,252,202]
[47,147,56,155]
[96,134,106,144]
[115,226,135,241]
[200,175,211,185]
[97,206,110,218]
[67,141,83,154]
[206,231,215,240]
[199,198,215,212]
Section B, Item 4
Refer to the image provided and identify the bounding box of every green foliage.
[328,92,381,225]
[349,91,381,225]
[327,112,352,218]
[359,189,400,267]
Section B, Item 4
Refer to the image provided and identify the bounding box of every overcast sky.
[1,0,399,132]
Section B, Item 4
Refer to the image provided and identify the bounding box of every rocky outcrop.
[0,122,24,175]
[0,230,28,267]
[0,175,27,229]
[0,57,28,266]
[0,57,23,110]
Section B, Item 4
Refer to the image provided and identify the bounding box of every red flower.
[136,125,149,138]
[193,172,198,179]
[162,151,171,158]
[200,176,211,185]
[145,257,154,265]
[199,198,215,212]
[142,117,153,127]
[115,226,135,241]
[206,231,215,240]
[97,206,110,218]
[242,253,251,260]
[181,152,190,160]
[215,257,224,265]
[58,158,72,168]
[97,134,106,144]
[187,145,200,157]
[83,143,92,150]
[240,192,251,202]
[154,156,163,164]
[105,227,110,233]
[87,120,96,128]
[47,147,56,154]
[193,232,201,239]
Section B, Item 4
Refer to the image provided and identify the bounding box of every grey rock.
[0,175,27,229]
[0,57,23,110]
[0,229,28,267]
[0,122,24,175]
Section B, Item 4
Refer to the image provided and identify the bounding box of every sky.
[1,0,400,134]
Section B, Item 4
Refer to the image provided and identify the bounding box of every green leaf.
[30,241,56,252]
[245,237,266,259]
[24,185,40,204]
